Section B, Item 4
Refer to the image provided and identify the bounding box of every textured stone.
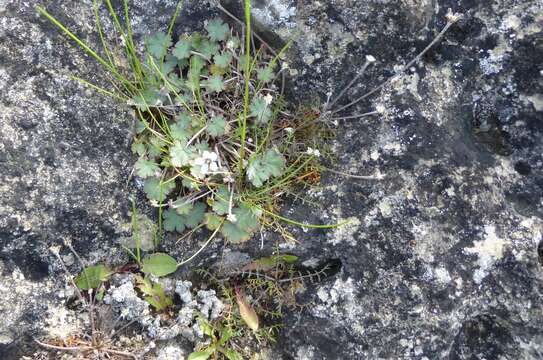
[1,0,542,359]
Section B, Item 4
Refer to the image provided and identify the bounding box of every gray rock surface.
[0,0,542,359]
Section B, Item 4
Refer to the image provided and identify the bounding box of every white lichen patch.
[327,216,361,245]
[314,277,365,336]
[45,305,82,339]
[464,224,509,284]
[252,0,297,29]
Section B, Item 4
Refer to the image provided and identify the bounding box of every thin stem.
[332,18,458,115]
[177,221,224,266]
[238,0,252,175]
[330,110,379,121]
[326,58,373,110]
[259,207,349,229]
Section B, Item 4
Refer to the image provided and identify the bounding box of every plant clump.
[129,18,324,245]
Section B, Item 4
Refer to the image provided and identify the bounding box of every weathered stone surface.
[257,0,543,359]
[1,0,542,359]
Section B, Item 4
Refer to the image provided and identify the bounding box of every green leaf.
[191,55,206,72]
[206,116,227,137]
[170,199,194,215]
[213,52,232,68]
[135,120,147,134]
[198,39,220,58]
[198,318,214,337]
[204,213,223,231]
[223,349,243,360]
[249,97,273,124]
[226,35,240,49]
[163,208,186,233]
[206,18,229,42]
[173,39,192,59]
[257,66,275,83]
[147,136,166,158]
[170,141,194,167]
[135,157,159,178]
[167,73,185,93]
[242,254,299,272]
[132,141,146,156]
[143,177,175,201]
[159,55,177,75]
[182,178,200,190]
[169,122,191,142]
[188,351,212,360]
[203,75,225,93]
[232,205,259,232]
[141,253,178,277]
[184,202,206,228]
[75,265,110,290]
[218,328,235,346]
[220,221,251,244]
[131,89,164,111]
[145,32,172,59]
[246,149,285,187]
[210,186,230,215]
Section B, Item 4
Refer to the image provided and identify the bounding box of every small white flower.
[264,93,273,105]
[375,104,386,114]
[281,62,289,70]
[120,308,130,319]
[366,55,376,63]
[284,127,294,134]
[227,213,237,223]
[191,151,221,178]
[306,147,321,157]
[226,39,236,50]
[223,173,234,183]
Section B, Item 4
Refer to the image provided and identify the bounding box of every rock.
[264,0,543,358]
[1,0,542,359]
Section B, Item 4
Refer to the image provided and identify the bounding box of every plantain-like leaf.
[187,351,212,360]
[223,349,243,360]
[141,253,178,277]
[75,265,110,290]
